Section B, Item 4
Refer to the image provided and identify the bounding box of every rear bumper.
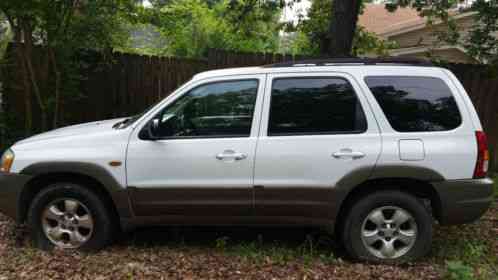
[0,172,32,222]
[433,178,494,225]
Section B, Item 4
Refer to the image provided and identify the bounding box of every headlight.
[0,149,15,173]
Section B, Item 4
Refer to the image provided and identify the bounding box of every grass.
[435,176,497,280]
[0,176,495,280]
[215,234,337,266]
[0,204,496,279]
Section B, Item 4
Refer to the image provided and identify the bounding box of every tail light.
[474,131,489,178]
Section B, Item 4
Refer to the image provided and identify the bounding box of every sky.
[281,0,311,24]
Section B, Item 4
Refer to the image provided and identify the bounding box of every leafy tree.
[0,0,139,133]
[386,0,498,63]
[128,0,284,58]
[463,0,498,63]
[302,0,498,62]
[0,12,11,59]
[287,0,396,57]
[328,0,362,57]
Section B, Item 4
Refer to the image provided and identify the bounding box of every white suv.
[0,58,494,263]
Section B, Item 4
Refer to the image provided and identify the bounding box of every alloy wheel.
[41,198,94,249]
[360,206,418,259]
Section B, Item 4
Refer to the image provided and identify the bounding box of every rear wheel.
[27,183,114,251]
[342,190,432,263]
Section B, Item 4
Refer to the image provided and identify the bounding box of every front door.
[254,73,381,220]
[126,75,265,217]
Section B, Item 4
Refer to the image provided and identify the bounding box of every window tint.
[268,78,367,136]
[365,76,461,132]
[155,80,258,138]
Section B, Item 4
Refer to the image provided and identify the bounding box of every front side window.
[268,77,367,136]
[153,79,258,138]
[365,76,462,132]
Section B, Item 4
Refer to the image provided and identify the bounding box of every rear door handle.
[216,150,247,161]
[332,149,365,159]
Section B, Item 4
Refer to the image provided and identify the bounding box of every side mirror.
[146,118,160,140]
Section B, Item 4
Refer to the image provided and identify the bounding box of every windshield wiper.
[113,116,137,129]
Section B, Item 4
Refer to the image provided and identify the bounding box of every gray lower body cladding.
[432,178,494,225]
[0,172,32,222]
[0,170,494,229]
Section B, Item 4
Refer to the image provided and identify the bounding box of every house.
[358,3,485,63]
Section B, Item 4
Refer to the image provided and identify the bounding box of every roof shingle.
[359,4,424,35]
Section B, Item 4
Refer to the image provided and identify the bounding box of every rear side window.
[365,76,461,132]
[268,77,367,136]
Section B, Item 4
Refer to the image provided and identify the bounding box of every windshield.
[113,80,192,129]
[113,98,163,129]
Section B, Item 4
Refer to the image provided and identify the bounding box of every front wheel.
[342,190,432,263]
[27,183,114,251]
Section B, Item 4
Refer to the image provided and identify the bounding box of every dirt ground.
[0,202,496,280]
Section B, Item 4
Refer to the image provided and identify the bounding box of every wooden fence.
[1,46,497,170]
[447,64,498,171]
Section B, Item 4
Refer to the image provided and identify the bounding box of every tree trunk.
[22,22,48,132]
[327,0,362,57]
[4,16,33,135]
[15,45,33,136]
[48,48,61,128]
[319,37,330,57]
[23,45,47,132]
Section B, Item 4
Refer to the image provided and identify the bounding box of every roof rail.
[263,57,433,68]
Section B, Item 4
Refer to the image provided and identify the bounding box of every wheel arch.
[19,162,133,225]
[332,165,445,235]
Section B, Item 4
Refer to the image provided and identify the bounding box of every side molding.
[370,165,445,182]
[21,162,133,219]
[335,164,444,190]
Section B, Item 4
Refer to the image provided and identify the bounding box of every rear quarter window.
[364,76,462,132]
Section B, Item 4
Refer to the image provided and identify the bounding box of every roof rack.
[263,57,433,68]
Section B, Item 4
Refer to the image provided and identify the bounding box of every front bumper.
[433,178,494,225]
[0,172,32,222]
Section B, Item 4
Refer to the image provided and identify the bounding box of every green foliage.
[353,26,399,56]
[0,0,141,135]
[465,0,498,63]
[286,0,498,61]
[387,0,498,64]
[117,23,167,56]
[214,233,337,265]
[432,224,497,280]
[434,233,487,264]
[286,0,397,56]
[131,0,283,58]
[445,261,474,280]
[288,0,330,55]
[215,236,230,250]
[0,13,10,59]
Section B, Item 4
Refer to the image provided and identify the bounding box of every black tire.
[27,183,114,251]
[342,190,432,263]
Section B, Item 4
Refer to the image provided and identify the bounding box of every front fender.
[20,161,133,220]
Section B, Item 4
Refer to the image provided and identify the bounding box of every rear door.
[253,72,381,220]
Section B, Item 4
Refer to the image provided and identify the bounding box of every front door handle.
[332,149,365,159]
[216,150,247,161]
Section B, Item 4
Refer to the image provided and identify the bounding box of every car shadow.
[116,225,344,256]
